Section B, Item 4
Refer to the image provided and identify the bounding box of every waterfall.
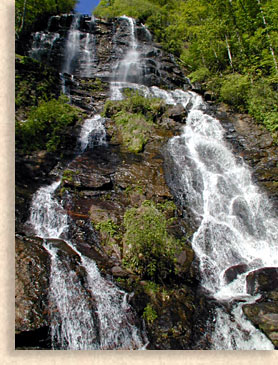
[23,13,278,349]
[166,92,278,349]
[28,116,145,350]
[79,114,106,152]
[111,16,142,97]
[80,16,98,78]
[62,15,81,74]
[29,31,60,62]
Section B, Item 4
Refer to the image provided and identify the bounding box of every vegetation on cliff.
[16,95,83,153]
[102,90,166,152]
[16,0,78,37]
[95,0,278,141]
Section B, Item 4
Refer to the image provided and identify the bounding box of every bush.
[247,79,278,142]
[16,96,82,153]
[142,303,158,324]
[122,200,182,281]
[220,73,250,110]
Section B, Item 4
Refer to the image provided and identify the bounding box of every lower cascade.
[28,118,146,350]
[16,12,278,350]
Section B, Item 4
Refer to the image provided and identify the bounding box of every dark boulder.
[246,267,278,296]
[224,263,249,284]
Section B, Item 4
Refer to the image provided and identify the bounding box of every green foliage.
[188,67,210,83]
[114,112,152,153]
[95,219,120,238]
[122,200,182,281]
[220,73,250,110]
[94,0,161,22]
[61,169,75,183]
[16,95,81,153]
[247,78,278,141]
[103,90,165,153]
[16,0,78,35]
[15,56,60,112]
[95,0,278,131]
[142,303,158,324]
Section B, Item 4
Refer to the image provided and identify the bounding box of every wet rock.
[214,104,278,205]
[128,283,196,350]
[246,267,278,296]
[224,263,249,284]
[175,248,195,277]
[166,104,187,122]
[243,302,278,348]
[15,235,50,333]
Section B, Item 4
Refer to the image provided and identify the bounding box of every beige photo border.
[1,0,277,363]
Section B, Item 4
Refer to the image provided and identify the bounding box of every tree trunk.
[19,0,27,33]
[225,34,234,71]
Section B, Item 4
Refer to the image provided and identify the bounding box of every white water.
[79,114,106,152]
[29,31,60,61]
[63,15,81,74]
[166,92,278,349]
[28,116,145,350]
[80,16,97,78]
[111,16,141,91]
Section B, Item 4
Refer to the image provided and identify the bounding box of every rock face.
[214,104,278,208]
[246,267,278,296]
[243,268,278,349]
[23,15,190,89]
[15,235,50,333]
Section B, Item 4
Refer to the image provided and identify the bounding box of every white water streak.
[63,15,81,74]
[79,114,107,152]
[28,115,144,350]
[166,91,277,349]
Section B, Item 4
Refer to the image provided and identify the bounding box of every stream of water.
[28,105,145,350]
[26,15,278,350]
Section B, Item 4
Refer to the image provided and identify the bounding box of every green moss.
[102,90,166,153]
[115,112,152,153]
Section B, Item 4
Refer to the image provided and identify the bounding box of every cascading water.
[24,13,278,349]
[62,15,81,74]
[28,115,145,350]
[166,92,278,350]
[79,114,106,152]
[110,16,142,98]
[80,16,98,78]
[29,31,60,62]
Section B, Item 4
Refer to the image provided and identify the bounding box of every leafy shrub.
[220,73,250,110]
[16,95,82,153]
[247,79,278,142]
[188,67,210,83]
[95,219,120,238]
[142,303,158,324]
[122,200,182,281]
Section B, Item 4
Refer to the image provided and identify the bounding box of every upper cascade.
[27,14,190,90]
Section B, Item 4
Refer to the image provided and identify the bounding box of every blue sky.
[75,0,101,14]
